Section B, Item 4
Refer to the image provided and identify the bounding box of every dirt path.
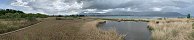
[0,17,94,40]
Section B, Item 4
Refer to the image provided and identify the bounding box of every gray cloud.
[85,0,194,11]
[11,0,194,15]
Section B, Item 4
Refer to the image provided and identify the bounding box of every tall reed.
[148,19,193,40]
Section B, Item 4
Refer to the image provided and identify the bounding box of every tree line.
[0,9,48,21]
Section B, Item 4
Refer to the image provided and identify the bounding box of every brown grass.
[81,20,123,40]
[148,18,194,40]
[0,19,39,34]
[0,17,122,40]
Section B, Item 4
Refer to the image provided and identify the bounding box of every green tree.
[36,13,48,18]
[187,14,191,18]
[24,13,37,21]
[0,9,48,20]
[0,9,24,15]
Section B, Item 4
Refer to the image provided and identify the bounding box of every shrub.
[25,17,37,21]
[56,17,63,20]
[187,14,191,18]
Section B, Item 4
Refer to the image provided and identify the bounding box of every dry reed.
[148,18,194,40]
[80,20,124,40]
[0,18,123,40]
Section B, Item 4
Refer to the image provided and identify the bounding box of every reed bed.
[148,19,194,40]
[81,20,124,40]
[0,20,39,34]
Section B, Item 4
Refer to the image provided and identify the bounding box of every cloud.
[82,9,107,13]
[151,7,162,11]
[11,0,84,15]
[83,0,194,12]
[11,0,29,7]
[82,8,133,14]
[10,0,194,15]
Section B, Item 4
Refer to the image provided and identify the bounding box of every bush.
[56,17,63,20]
[0,9,45,34]
[0,9,48,20]
[187,14,191,18]
[25,17,37,21]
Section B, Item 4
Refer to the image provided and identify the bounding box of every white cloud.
[151,7,162,11]
[102,9,113,12]
[152,0,161,2]
[11,0,29,7]
[84,9,97,11]
[83,9,108,13]
[95,12,107,13]
[11,0,83,15]
[83,8,133,14]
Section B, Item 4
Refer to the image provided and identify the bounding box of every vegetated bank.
[50,15,124,40]
[90,18,150,22]
[0,16,123,40]
[96,17,194,40]
[81,20,124,40]
[148,18,194,40]
[0,9,48,34]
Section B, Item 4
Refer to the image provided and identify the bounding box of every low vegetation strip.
[0,21,41,35]
[148,19,194,40]
[0,20,40,34]
[97,18,150,22]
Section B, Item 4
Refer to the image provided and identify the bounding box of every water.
[98,21,151,40]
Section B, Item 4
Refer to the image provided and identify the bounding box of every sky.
[0,0,194,15]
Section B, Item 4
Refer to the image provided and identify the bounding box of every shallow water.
[98,21,151,40]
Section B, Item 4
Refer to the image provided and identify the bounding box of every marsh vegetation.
[148,18,194,40]
[0,9,48,34]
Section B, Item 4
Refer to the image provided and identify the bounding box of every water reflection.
[98,21,151,40]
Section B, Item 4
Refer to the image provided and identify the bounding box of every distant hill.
[79,11,185,17]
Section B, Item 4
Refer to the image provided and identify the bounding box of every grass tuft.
[148,19,194,40]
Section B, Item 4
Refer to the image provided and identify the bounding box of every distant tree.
[0,9,48,20]
[0,13,22,20]
[36,13,48,18]
[23,13,37,21]
[187,14,191,18]
[57,15,64,17]
[0,9,24,14]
